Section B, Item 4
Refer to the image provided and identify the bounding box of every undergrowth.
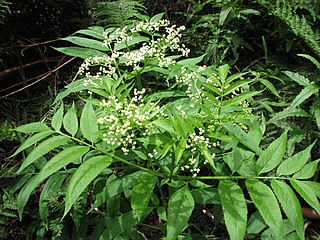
[0,0,319,239]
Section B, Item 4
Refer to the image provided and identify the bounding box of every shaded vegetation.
[0,0,320,239]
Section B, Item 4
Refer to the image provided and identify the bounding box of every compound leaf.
[271,180,304,240]
[257,131,287,174]
[11,130,54,157]
[51,103,64,132]
[293,160,320,179]
[290,180,320,214]
[167,186,194,239]
[39,172,66,220]
[131,172,157,220]
[277,142,315,176]
[219,180,247,240]
[63,103,78,137]
[17,135,70,173]
[15,122,50,134]
[246,180,283,240]
[17,146,89,219]
[80,102,99,143]
[64,155,113,217]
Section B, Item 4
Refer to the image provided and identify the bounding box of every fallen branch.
[302,207,320,220]
[0,56,63,78]
[0,57,76,100]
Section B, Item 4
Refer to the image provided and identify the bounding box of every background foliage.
[1,0,320,239]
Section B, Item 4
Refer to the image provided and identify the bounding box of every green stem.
[58,133,294,182]
[59,132,165,178]
[176,175,293,181]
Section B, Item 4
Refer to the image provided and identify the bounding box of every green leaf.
[131,172,157,220]
[51,103,64,131]
[152,119,175,134]
[196,141,216,170]
[17,146,89,219]
[290,180,320,214]
[15,122,50,134]
[53,46,105,59]
[271,180,304,240]
[64,155,112,218]
[277,142,315,176]
[99,210,152,240]
[219,180,247,240]
[303,181,320,198]
[261,219,299,240]
[224,122,263,155]
[101,171,144,201]
[203,82,222,96]
[39,172,65,220]
[259,78,280,97]
[157,206,167,221]
[176,54,206,65]
[191,188,220,204]
[268,108,308,123]
[150,12,164,22]
[11,130,54,157]
[114,36,149,51]
[222,91,261,107]
[257,131,287,174]
[218,64,230,83]
[174,112,194,134]
[246,180,283,240]
[80,102,99,143]
[311,100,320,130]
[290,84,319,109]
[292,160,320,179]
[53,79,87,104]
[175,139,186,163]
[246,211,266,237]
[283,71,310,87]
[225,72,248,85]
[224,79,253,96]
[167,186,194,239]
[63,103,78,137]
[168,113,185,136]
[74,27,105,40]
[17,135,70,173]
[298,54,320,70]
[219,3,233,25]
[62,36,108,51]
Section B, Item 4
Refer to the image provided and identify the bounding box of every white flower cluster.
[181,157,200,178]
[97,88,162,155]
[79,18,190,88]
[180,127,219,177]
[148,149,158,159]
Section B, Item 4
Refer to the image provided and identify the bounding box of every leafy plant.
[88,0,147,27]
[256,0,320,57]
[182,0,260,65]
[0,0,10,24]
[10,14,320,239]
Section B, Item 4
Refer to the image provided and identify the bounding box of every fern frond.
[89,0,146,27]
[257,0,320,57]
[0,0,11,24]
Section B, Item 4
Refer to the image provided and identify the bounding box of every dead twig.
[0,56,63,78]
[0,57,76,100]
